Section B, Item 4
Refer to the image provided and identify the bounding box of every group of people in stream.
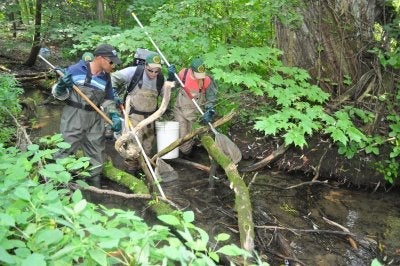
[51,43,218,186]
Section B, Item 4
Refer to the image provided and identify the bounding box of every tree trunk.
[275,0,378,96]
[97,0,105,22]
[275,0,397,135]
[24,0,41,67]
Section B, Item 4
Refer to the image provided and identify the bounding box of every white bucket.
[155,121,179,159]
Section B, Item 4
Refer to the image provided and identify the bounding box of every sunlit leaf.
[158,214,180,226]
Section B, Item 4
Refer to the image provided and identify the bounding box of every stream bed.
[26,88,400,266]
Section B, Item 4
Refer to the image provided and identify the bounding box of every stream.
[25,87,400,266]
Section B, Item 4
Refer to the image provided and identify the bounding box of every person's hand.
[201,107,215,124]
[55,73,73,96]
[167,64,176,81]
[108,112,122,132]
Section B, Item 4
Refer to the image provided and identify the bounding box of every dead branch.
[323,216,358,249]
[240,144,289,172]
[255,225,356,237]
[311,143,331,181]
[284,180,330,189]
[169,158,211,172]
[0,65,12,72]
[330,69,374,109]
[16,73,49,82]
[274,231,303,266]
[71,183,180,209]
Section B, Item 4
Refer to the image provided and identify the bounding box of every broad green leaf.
[98,239,119,249]
[217,244,248,256]
[325,126,348,145]
[209,251,219,262]
[0,213,15,227]
[22,253,46,266]
[45,163,65,172]
[158,214,180,226]
[215,233,230,242]
[37,229,63,245]
[347,127,366,142]
[86,225,108,237]
[14,187,31,201]
[283,129,307,148]
[89,249,107,266]
[0,239,25,249]
[56,142,71,149]
[182,211,194,223]
[72,190,83,203]
[27,144,40,152]
[371,258,383,266]
[0,247,15,264]
[50,245,76,260]
[73,199,87,214]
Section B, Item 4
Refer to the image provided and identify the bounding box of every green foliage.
[0,135,268,265]
[0,74,23,143]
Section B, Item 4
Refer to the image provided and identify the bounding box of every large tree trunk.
[24,0,41,67]
[275,0,396,134]
[275,0,380,96]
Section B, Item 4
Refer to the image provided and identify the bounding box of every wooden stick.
[255,225,356,237]
[323,217,358,249]
[169,158,210,172]
[240,144,289,172]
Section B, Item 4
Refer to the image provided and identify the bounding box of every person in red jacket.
[171,58,217,156]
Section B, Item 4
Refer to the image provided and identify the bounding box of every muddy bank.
[230,122,390,189]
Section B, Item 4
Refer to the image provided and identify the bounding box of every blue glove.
[109,112,122,132]
[167,64,176,81]
[55,73,73,95]
[201,107,215,124]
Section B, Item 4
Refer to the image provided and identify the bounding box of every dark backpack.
[126,64,164,96]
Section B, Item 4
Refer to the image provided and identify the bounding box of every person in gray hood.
[111,52,175,172]
[52,43,122,186]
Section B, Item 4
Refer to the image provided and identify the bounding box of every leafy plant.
[0,135,269,265]
[0,74,23,143]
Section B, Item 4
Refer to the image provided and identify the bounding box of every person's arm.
[51,68,73,100]
[205,77,217,109]
[201,77,218,124]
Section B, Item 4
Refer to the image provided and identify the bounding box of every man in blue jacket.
[52,44,122,186]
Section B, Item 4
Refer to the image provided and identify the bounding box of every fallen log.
[16,73,49,82]
[240,144,289,172]
[201,135,255,253]
[102,160,179,215]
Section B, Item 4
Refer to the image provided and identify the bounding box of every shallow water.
[27,87,400,266]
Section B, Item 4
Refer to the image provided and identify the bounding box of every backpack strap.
[182,68,189,85]
[156,72,164,96]
[84,62,92,86]
[126,64,145,94]
[83,62,113,100]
